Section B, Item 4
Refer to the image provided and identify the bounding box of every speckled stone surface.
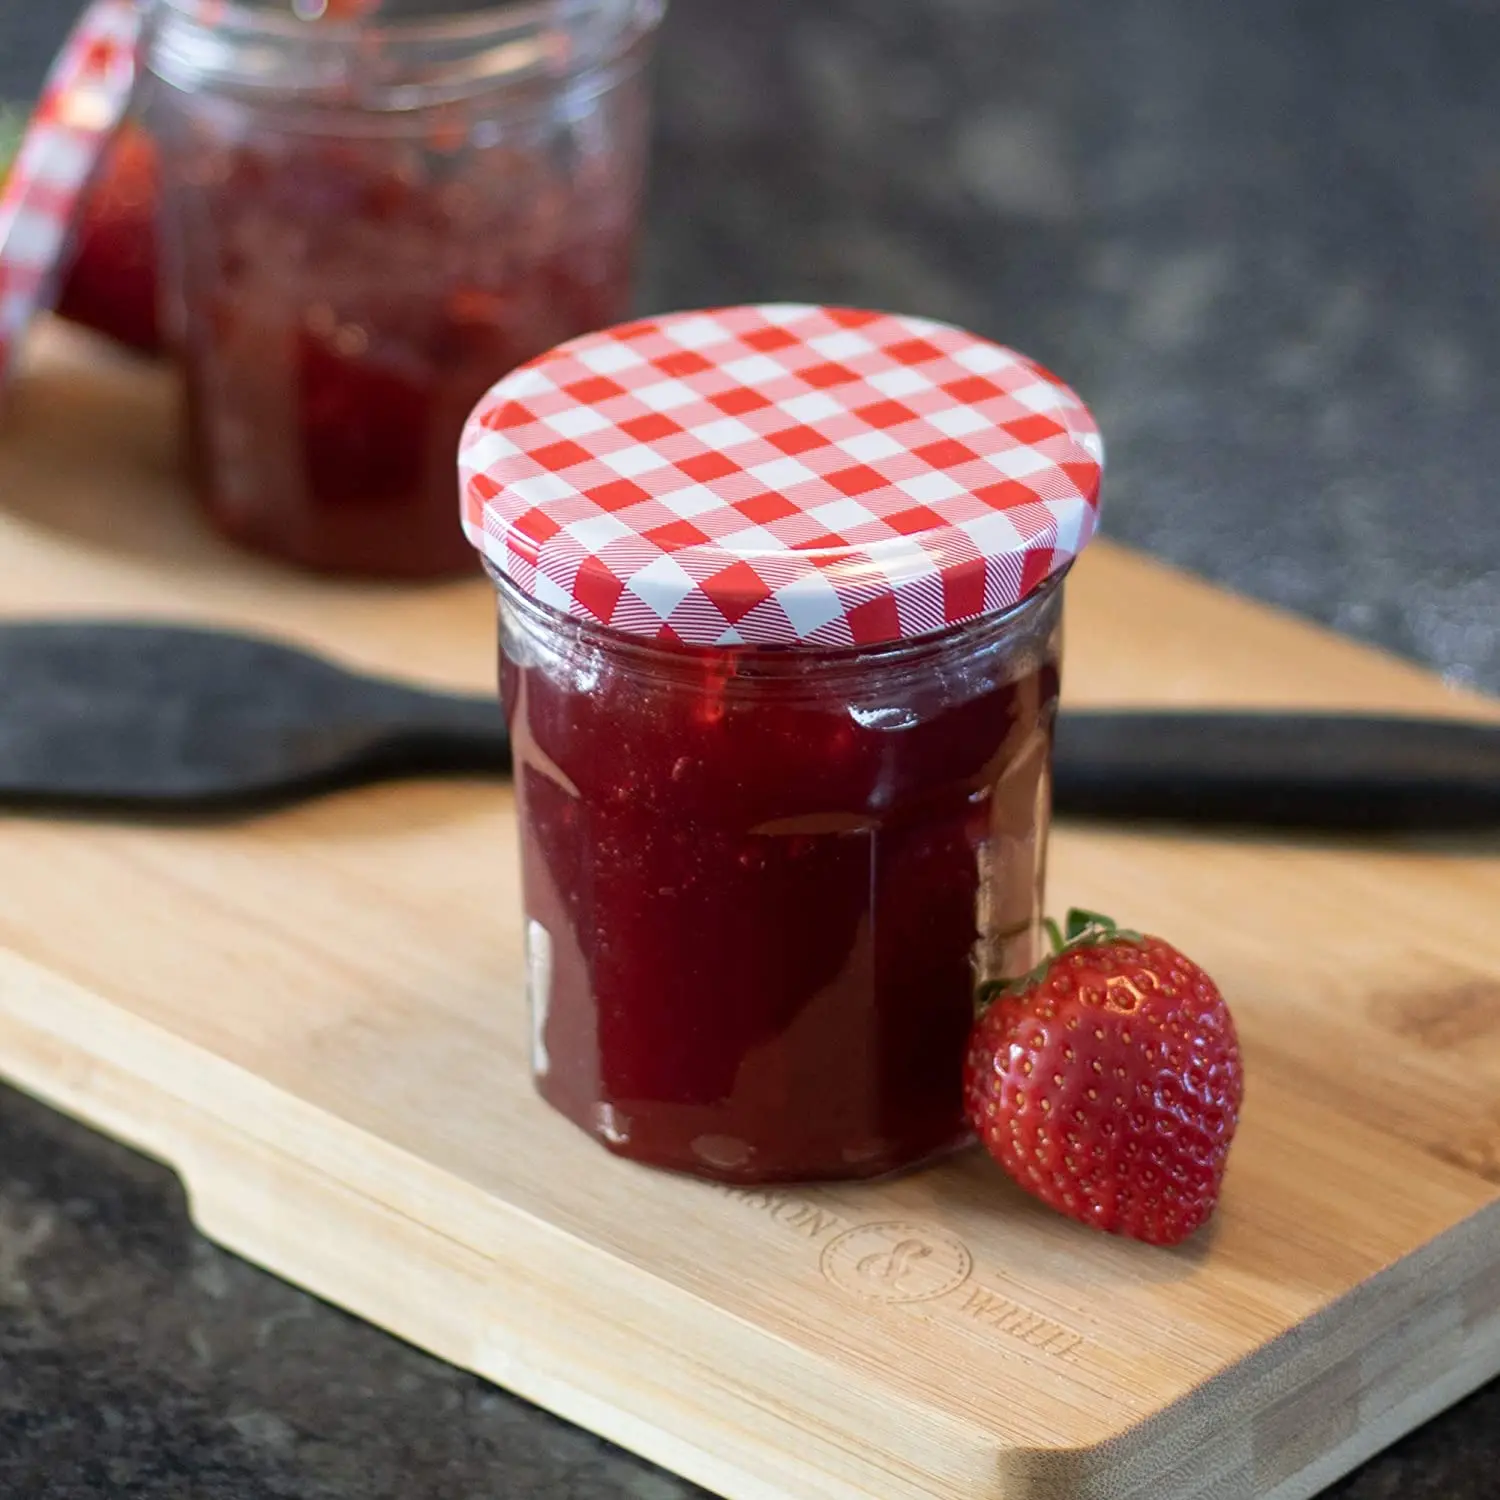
[1,0,1498,1496]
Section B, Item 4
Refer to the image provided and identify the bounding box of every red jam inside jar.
[499,577,1064,1182]
[145,0,659,577]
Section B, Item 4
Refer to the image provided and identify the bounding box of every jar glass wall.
[497,571,1065,1183]
[144,0,663,576]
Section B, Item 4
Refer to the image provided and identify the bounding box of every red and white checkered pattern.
[460,305,1103,648]
[0,0,140,389]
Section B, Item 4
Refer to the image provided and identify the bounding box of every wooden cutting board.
[2,322,1499,1500]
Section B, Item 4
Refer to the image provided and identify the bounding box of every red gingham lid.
[459,304,1103,649]
[0,0,141,389]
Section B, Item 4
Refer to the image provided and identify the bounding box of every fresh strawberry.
[963,909,1244,1247]
[53,119,162,353]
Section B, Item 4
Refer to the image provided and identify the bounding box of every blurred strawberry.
[53,118,163,353]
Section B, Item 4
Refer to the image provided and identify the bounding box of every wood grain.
[1,320,1498,1500]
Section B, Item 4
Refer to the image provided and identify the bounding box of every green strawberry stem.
[977,906,1145,1010]
[1064,907,1123,943]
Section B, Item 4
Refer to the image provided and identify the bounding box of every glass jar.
[143,0,663,577]
[499,573,1064,1182]
[460,303,1103,1183]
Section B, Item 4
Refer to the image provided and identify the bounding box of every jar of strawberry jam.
[460,305,1103,1183]
[143,0,662,577]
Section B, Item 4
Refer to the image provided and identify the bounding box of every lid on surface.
[0,0,140,388]
[459,304,1103,649]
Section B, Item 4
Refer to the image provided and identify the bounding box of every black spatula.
[0,621,509,810]
[2,619,1498,829]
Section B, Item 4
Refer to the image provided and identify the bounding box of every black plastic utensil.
[2,619,1498,829]
[0,621,509,810]
[1053,710,1500,830]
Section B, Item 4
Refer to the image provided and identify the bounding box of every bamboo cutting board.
[2,322,1499,1500]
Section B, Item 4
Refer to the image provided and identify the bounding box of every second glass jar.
[144,0,662,577]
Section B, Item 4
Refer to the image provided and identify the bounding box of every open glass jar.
[461,305,1104,1183]
[143,0,663,577]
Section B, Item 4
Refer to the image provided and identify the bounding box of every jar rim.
[146,0,665,100]
[151,0,658,49]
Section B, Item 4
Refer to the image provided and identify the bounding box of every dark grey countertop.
[2,0,1498,1496]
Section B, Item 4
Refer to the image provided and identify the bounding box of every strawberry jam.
[144,0,659,577]
[157,137,637,577]
[499,577,1064,1182]
[461,303,1103,1183]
